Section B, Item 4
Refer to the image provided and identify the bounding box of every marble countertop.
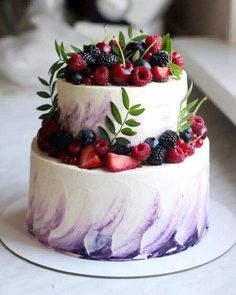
[0,81,236,295]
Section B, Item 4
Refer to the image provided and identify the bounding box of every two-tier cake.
[28,29,209,260]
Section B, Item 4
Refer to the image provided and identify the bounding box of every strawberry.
[152,66,170,82]
[106,153,141,172]
[78,145,102,169]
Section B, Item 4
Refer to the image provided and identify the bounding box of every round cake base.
[1,198,235,278]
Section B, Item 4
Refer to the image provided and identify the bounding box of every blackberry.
[146,145,166,165]
[159,130,178,149]
[180,127,193,143]
[81,52,96,67]
[126,41,147,54]
[150,51,169,67]
[83,45,100,58]
[54,130,73,151]
[96,53,117,68]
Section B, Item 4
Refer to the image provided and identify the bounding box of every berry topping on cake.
[126,41,147,55]
[195,137,204,148]
[96,53,117,68]
[93,140,109,156]
[78,129,97,146]
[145,35,162,53]
[159,130,178,149]
[188,115,205,136]
[144,137,159,149]
[176,139,194,157]
[80,52,96,67]
[83,45,100,58]
[143,51,152,62]
[152,66,170,82]
[146,145,166,165]
[131,143,151,161]
[106,153,141,172]
[58,152,70,164]
[96,42,112,53]
[179,127,193,143]
[94,66,110,85]
[40,119,60,138]
[84,76,92,85]
[111,62,133,85]
[71,72,84,85]
[112,143,131,155]
[150,51,169,67]
[131,66,152,86]
[67,53,87,72]
[134,59,151,69]
[67,140,81,156]
[67,155,79,166]
[79,145,102,169]
[165,147,185,163]
[54,130,73,151]
[172,51,185,69]
[64,67,73,82]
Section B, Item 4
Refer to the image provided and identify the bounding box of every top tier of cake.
[58,71,187,144]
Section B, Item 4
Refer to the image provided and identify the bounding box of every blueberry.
[180,127,193,143]
[71,72,84,85]
[134,59,151,69]
[126,41,147,54]
[112,143,131,155]
[78,129,96,145]
[144,137,159,149]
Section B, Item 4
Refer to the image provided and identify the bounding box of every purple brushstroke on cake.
[59,98,110,136]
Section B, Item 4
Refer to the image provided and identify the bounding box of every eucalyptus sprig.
[177,82,208,133]
[98,88,145,145]
[36,40,69,120]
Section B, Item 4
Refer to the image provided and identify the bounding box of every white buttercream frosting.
[28,138,209,260]
[57,72,188,144]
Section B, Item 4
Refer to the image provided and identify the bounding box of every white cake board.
[0,199,236,278]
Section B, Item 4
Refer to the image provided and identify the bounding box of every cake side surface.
[28,138,209,260]
[57,71,188,144]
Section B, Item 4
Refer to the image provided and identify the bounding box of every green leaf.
[180,112,193,124]
[129,108,145,116]
[98,126,110,142]
[169,62,182,79]
[55,40,61,58]
[180,99,199,116]
[119,31,126,47]
[132,34,148,42]
[36,91,51,98]
[180,121,193,132]
[132,50,140,63]
[53,94,58,106]
[105,116,116,135]
[51,80,57,94]
[166,39,173,55]
[71,45,81,53]
[182,82,193,104]
[162,33,170,50]
[130,104,141,111]
[121,128,137,136]
[125,119,140,127]
[111,44,120,56]
[56,67,65,78]
[38,77,49,86]
[39,113,50,120]
[121,87,129,110]
[110,102,122,124]
[128,24,133,39]
[36,104,52,111]
[49,61,64,75]
[60,42,68,62]
[116,137,131,145]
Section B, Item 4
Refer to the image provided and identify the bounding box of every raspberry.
[146,145,166,166]
[150,51,169,67]
[67,53,87,72]
[54,130,73,151]
[195,138,203,148]
[58,152,70,164]
[94,66,110,85]
[145,35,162,53]
[81,52,96,67]
[67,140,81,156]
[188,115,205,136]
[84,77,92,85]
[172,51,185,69]
[96,53,117,68]
[165,147,185,163]
[159,130,178,149]
[131,143,151,161]
[176,139,193,157]
[93,139,109,156]
[40,120,60,139]
[131,66,152,86]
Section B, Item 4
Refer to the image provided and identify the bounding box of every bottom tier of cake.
[28,139,209,261]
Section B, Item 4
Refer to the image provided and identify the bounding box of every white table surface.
[0,79,236,295]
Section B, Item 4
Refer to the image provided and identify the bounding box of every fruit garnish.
[152,66,170,82]
[106,152,141,172]
[131,143,151,161]
[79,145,102,169]
[131,66,152,86]
[165,147,185,163]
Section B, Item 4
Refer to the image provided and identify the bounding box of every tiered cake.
[28,30,209,260]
